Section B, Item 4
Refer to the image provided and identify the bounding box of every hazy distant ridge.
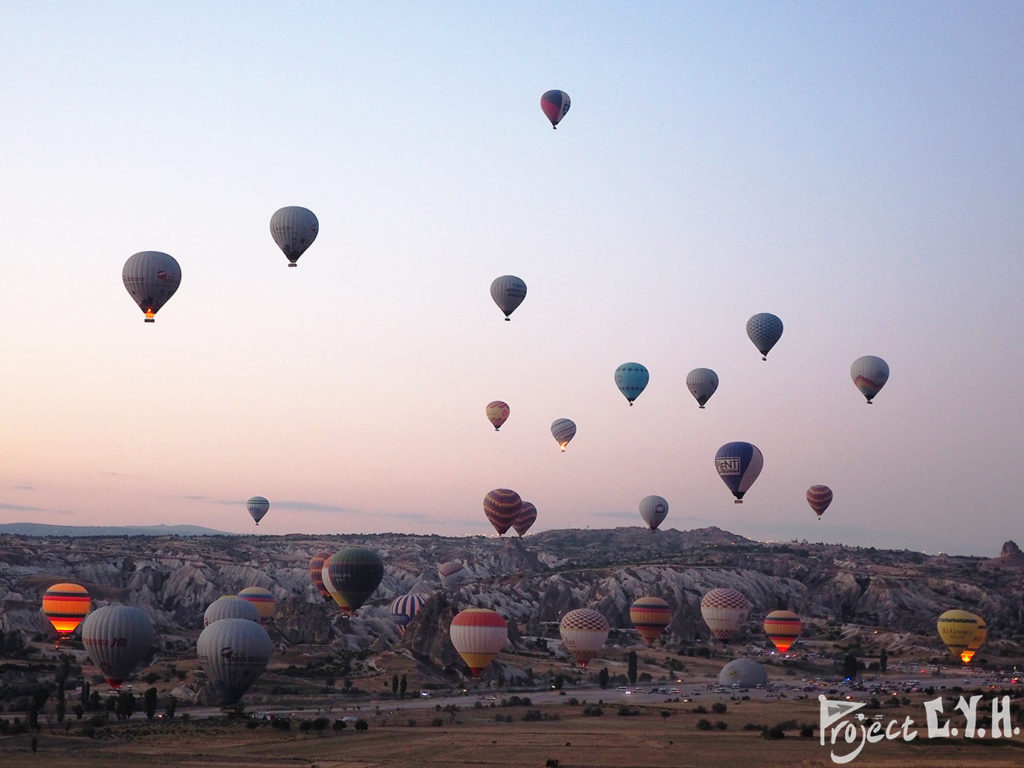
[0,522,231,537]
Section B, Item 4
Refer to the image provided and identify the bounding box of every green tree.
[144,688,158,720]
[879,648,888,674]
[627,651,638,685]
[56,698,66,723]
[165,695,177,720]
[599,667,609,689]
[392,674,399,694]
[843,653,858,680]
[399,674,407,699]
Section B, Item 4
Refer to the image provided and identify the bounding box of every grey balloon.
[270,206,319,267]
[197,617,273,705]
[850,355,890,404]
[203,596,262,627]
[718,657,768,688]
[81,604,154,688]
[686,368,719,408]
[490,275,527,320]
[122,251,181,322]
[639,494,669,531]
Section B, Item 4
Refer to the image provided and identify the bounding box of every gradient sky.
[1,2,1021,556]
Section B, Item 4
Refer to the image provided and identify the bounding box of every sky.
[0,2,1022,556]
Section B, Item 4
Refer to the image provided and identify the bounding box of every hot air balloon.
[559,608,609,668]
[486,401,510,431]
[937,610,980,662]
[246,496,270,525]
[490,275,527,320]
[204,596,261,627]
[639,495,669,531]
[390,593,427,637]
[81,605,154,689]
[850,356,889,404]
[714,442,764,503]
[512,501,537,537]
[551,419,576,452]
[449,608,508,676]
[122,251,181,322]
[309,551,332,601]
[540,90,571,129]
[322,548,384,615]
[700,588,751,643]
[270,206,319,267]
[961,614,987,664]
[746,313,783,360]
[763,610,802,653]
[483,488,522,536]
[42,583,91,647]
[438,560,468,588]
[806,485,833,519]
[321,560,352,614]
[237,586,276,624]
[686,368,719,408]
[630,597,671,646]
[614,362,649,406]
[197,618,273,705]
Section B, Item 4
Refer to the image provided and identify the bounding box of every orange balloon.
[763,609,802,653]
[42,583,91,644]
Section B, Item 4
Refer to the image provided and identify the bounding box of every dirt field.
[4,695,1024,768]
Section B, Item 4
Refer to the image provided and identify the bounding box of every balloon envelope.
[700,588,750,642]
[714,442,764,503]
[763,610,802,653]
[81,605,154,689]
[390,593,428,637]
[937,609,979,661]
[486,401,510,431]
[851,355,889,404]
[246,496,270,525]
[309,551,332,600]
[204,596,261,627]
[197,618,273,705]
[512,501,537,537]
[686,368,719,408]
[449,608,508,676]
[614,363,649,405]
[483,488,522,536]
[270,206,319,266]
[540,90,571,128]
[630,597,671,646]
[806,485,833,518]
[122,251,181,322]
[639,495,669,531]
[551,418,576,451]
[42,583,91,642]
[438,560,468,588]
[746,313,783,359]
[490,275,527,320]
[321,560,352,614]
[237,586,276,624]
[559,608,609,668]
[961,614,987,664]
[322,548,384,614]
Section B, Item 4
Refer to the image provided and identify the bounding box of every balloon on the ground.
[806,485,833,519]
[322,548,384,614]
[937,609,980,661]
[237,586,276,623]
[700,588,751,642]
[484,488,522,536]
[719,658,768,688]
[246,496,270,525]
[270,206,319,267]
[639,495,669,531]
[763,610,802,653]
[961,614,987,664]
[551,418,577,452]
[686,368,719,408]
[630,597,671,646]
[714,442,764,503]
[559,608,609,668]
[42,583,91,646]
[438,560,468,588]
[122,251,181,322]
[513,501,537,537]
[81,605,154,689]
[490,275,527,320]
[390,593,428,637]
[309,551,333,600]
[449,608,508,676]
[197,617,273,705]
[541,90,571,128]
[746,313,783,360]
[486,401,510,431]
[204,596,261,627]
[850,355,889,404]
[614,363,649,405]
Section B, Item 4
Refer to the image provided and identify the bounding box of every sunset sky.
[1,2,1021,556]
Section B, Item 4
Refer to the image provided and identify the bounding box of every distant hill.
[0,522,231,537]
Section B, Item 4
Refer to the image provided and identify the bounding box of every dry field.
[4,695,1024,768]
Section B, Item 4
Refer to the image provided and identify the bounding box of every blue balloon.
[746,313,783,360]
[714,442,764,503]
[614,363,649,406]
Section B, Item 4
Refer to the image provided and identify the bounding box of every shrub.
[431,718,444,727]
[332,719,347,731]
[696,718,714,731]
[762,724,785,739]
[354,719,368,731]
[800,723,815,738]
[715,721,727,730]
[582,706,603,717]
[711,702,727,714]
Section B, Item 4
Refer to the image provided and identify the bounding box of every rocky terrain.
[1,527,1023,701]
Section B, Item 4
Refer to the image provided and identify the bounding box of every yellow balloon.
[937,609,979,661]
